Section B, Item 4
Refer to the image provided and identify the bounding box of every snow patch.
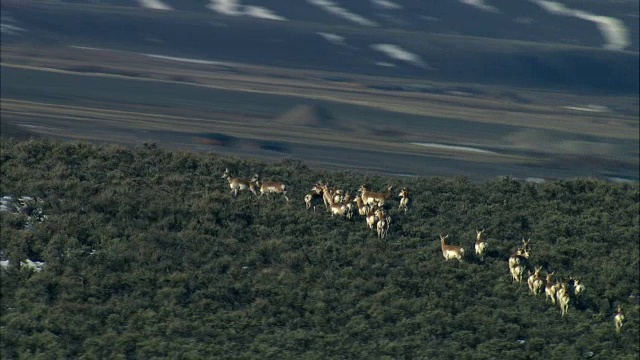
[308,0,378,26]
[207,0,286,20]
[410,143,497,154]
[317,32,346,45]
[530,0,629,51]
[1,16,27,35]
[20,259,45,272]
[459,0,499,13]
[144,54,234,66]
[372,0,402,10]
[137,0,172,10]
[370,44,427,68]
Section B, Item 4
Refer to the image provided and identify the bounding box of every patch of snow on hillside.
[459,0,499,13]
[410,143,497,154]
[308,0,378,26]
[207,0,286,20]
[531,0,629,51]
[1,16,27,35]
[145,54,234,66]
[138,0,172,10]
[317,32,346,45]
[244,6,287,20]
[370,44,427,68]
[372,0,402,10]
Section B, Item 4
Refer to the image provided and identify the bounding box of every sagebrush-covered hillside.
[1,139,638,359]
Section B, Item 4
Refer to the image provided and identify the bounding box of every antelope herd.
[220,169,629,332]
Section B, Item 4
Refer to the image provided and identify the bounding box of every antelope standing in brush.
[376,210,391,239]
[398,187,410,213]
[545,272,559,304]
[570,276,585,300]
[304,192,324,212]
[511,263,524,283]
[325,187,352,218]
[360,184,393,207]
[316,182,343,212]
[556,281,571,318]
[615,306,625,334]
[527,266,544,296]
[474,229,487,261]
[522,238,531,256]
[222,168,257,198]
[440,234,464,262]
[365,206,379,229]
[508,248,529,281]
[250,174,289,201]
[354,195,370,216]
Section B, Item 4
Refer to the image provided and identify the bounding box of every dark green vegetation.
[1,139,638,359]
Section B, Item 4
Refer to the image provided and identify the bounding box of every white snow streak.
[531,0,629,51]
[138,0,172,11]
[372,0,403,10]
[308,0,378,27]
[370,44,426,67]
[207,0,286,21]
[459,0,499,13]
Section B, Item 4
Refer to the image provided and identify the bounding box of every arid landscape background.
[1,0,638,181]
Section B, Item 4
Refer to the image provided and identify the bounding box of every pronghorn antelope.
[508,248,526,270]
[614,306,625,333]
[570,277,585,299]
[508,248,529,281]
[317,183,344,211]
[522,238,531,256]
[359,184,393,207]
[474,229,487,260]
[557,282,571,317]
[344,202,355,220]
[222,168,257,198]
[527,266,544,296]
[250,174,289,201]
[398,187,410,213]
[325,190,351,218]
[440,234,465,262]
[366,206,379,229]
[376,211,391,239]
[354,195,370,216]
[511,264,524,283]
[545,272,559,304]
[304,192,324,212]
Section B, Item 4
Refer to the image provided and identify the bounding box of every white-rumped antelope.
[527,266,544,296]
[475,229,487,260]
[325,189,349,218]
[570,276,585,300]
[440,234,464,262]
[398,187,410,213]
[318,183,343,212]
[509,247,530,280]
[365,206,380,229]
[359,184,393,207]
[304,193,324,212]
[251,174,289,201]
[222,168,257,198]
[557,282,570,317]
[615,306,625,333]
[511,264,524,283]
[354,195,369,216]
[376,211,390,239]
[545,272,559,304]
[522,238,531,257]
